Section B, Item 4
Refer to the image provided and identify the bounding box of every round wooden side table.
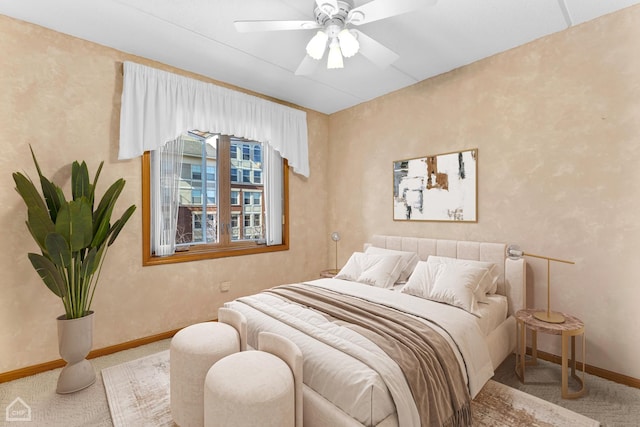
[515,308,586,399]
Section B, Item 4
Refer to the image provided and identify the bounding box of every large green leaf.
[30,146,62,223]
[92,179,125,248]
[72,161,91,201]
[28,253,67,298]
[45,233,71,268]
[107,204,136,246]
[90,161,104,209]
[55,198,93,251]
[39,175,62,224]
[13,172,48,215]
[26,206,55,251]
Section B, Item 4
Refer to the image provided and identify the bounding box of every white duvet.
[225,278,495,427]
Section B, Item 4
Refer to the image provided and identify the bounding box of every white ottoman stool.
[204,332,303,427]
[170,321,239,427]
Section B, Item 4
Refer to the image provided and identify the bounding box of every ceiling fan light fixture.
[337,29,359,57]
[327,38,344,69]
[306,30,329,60]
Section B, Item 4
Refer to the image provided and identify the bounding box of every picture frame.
[393,148,477,222]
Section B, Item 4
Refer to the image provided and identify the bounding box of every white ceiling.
[1,0,638,114]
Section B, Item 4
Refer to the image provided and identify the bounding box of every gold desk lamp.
[507,244,575,323]
[328,231,341,275]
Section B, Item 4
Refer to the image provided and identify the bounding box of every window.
[192,189,202,205]
[143,133,288,265]
[191,164,201,180]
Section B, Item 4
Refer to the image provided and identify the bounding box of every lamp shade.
[337,29,359,58]
[306,31,328,60]
[327,38,344,69]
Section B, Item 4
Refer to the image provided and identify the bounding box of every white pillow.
[335,252,403,289]
[365,246,420,282]
[427,255,499,299]
[428,264,486,317]
[400,261,444,299]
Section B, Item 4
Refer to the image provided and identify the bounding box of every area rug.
[102,350,175,427]
[102,350,600,427]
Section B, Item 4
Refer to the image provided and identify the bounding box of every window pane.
[231,168,238,183]
[253,145,261,163]
[181,163,191,180]
[192,212,203,242]
[253,170,262,184]
[231,190,239,205]
[230,144,237,159]
[242,145,250,160]
[192,164,201,180]
[242,169,251,183]
[244,192,251,205]
[206,166,215,182]
[175,133,218,246]
[205,212,216,242]
[231,213,240,240]
[192,189,202,204]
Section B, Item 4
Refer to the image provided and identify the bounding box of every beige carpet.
[102,350,599,427]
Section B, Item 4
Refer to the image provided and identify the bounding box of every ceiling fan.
[234,0,437,75]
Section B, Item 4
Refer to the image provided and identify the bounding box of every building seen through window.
[176,131,265,247]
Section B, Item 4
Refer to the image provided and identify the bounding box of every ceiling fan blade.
[234,20,320,32]
[348,0,437,26]
[295,55,321,76]
[352,30,399,68]
[315,0,339,16]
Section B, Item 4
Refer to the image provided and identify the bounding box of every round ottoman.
[204,351,294,427]
[170,322,240,427]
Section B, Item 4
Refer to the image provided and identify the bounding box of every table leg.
[562,330,587,399]
[516,319,526,382]
[571,335,576,377]
[562,331,569,397]
[531,330,537,364]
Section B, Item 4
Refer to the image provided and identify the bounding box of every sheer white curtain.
[264,144,283,246]
[151,137,184,256]
[119,61,309,177]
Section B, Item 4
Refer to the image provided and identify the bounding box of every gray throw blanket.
[267,284,471,427]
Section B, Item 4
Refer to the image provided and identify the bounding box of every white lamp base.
[534,310,565,323]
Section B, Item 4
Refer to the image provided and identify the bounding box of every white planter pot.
[56,311,96,394]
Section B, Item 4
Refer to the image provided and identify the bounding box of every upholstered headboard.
[366,235,526,316]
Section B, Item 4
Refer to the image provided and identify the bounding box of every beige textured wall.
[0,15,330,373]
[1,5,639,382]
[329,5,640,380]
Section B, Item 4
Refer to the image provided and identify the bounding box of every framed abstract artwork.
[393,149,477,222]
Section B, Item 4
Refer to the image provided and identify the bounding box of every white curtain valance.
[119,61,310,177]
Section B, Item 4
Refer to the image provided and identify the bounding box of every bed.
[225,235,526,427]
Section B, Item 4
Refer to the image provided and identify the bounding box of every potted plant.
[13,147,136,394]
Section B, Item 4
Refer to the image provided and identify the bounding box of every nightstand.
[515,308,586,398]
[319,269,339,278]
